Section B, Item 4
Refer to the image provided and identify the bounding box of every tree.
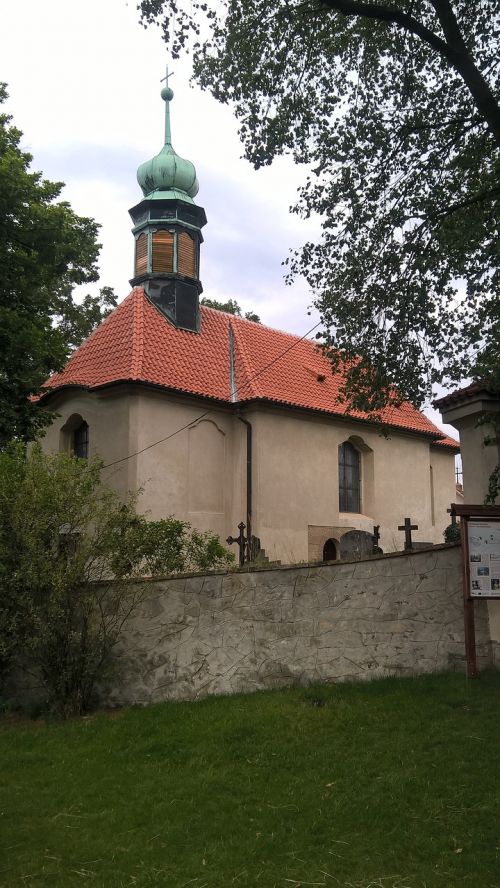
[0,84,117,445]
[0,445,233,716]
[201,296,261,322]
[139,2,499,411]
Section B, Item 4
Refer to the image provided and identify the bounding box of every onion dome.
[136,83,199,202]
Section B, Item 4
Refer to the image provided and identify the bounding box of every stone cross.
[398,517,418,551]
[226,521,247,567]
[447,506,457,526]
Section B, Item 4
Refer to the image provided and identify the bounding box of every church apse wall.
[248,407,456,564]
[40,388,457,566]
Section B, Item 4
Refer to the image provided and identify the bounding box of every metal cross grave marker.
[226,521,247,567]
[398,517,418,551]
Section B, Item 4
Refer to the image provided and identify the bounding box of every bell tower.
[129,70,207,332]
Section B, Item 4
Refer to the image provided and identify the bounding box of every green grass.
[1,672,500,888]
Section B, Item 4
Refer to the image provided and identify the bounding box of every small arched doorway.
[322,538,337,562]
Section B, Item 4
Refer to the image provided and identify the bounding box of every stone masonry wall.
[103,544,492,705]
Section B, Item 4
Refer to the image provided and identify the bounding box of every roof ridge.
[42,288,139,389]
[200,304,315,344]
[229,316,260,401]
[131,288,145,378]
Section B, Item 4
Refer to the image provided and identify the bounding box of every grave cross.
[447,506,457,526]
[226,521,247,567]
[398,517,418,551]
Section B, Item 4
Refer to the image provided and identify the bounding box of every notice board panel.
[468,520,500,597]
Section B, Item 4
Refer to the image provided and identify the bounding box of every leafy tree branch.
[0,85,116,445]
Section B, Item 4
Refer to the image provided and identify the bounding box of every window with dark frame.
[338,442,361,512]
[73,421,89,459]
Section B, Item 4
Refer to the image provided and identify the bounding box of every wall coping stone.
[105,542,461,586]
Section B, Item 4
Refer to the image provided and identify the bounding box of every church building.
[39,80,459,564]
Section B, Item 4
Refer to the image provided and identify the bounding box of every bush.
[0,445,233,716]
[443,522,461,544]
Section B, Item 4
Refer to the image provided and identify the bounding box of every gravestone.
[339,529,375,560]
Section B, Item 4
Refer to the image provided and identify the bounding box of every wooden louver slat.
[135,233,148,275]
[177,231,197,278]
[152,230,174,273]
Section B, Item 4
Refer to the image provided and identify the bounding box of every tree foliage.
[201,296,261,322]
[0,446,233,716]
[0,84,117,445]
[140,1,499,410]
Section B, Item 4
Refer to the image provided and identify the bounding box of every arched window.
[152,230,174,273]
[73,421,89,459]
[339,442,361,512]
[135,233,148,276]
[322,538,337,561]
[177,231,196,278]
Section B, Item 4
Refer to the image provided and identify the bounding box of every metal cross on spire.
[160,65,175,146]
[160,65,175,86]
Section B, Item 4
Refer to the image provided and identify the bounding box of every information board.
[468,520,500,597]
[450,503,500,678]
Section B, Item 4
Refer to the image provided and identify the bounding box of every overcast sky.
[1,0,457,439]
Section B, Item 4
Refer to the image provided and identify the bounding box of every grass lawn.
[1,672,499,888]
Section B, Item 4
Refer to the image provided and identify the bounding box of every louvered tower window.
[152,230,174,273]
[177,231,197,278]
[135,233,148,276]
[338,442,361,512]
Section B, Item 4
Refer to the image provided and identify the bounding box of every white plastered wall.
[40,388,457,565]
[246,406,456,563]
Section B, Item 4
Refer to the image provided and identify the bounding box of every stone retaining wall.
[103,544,492,705]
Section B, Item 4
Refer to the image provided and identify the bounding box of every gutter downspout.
[238,414,252,558]
[229,320,253,560]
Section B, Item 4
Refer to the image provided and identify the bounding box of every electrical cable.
[102,317,322,469]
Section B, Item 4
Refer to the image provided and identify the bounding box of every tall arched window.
[73,421,89,459]
[339,442,361,512]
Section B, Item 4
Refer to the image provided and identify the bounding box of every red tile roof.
[431,435,460,452]
[41,287,452,442]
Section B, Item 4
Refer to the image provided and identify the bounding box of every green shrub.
[443,522,461,544]
[0,444,233,716]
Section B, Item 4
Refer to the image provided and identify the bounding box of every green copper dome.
[137,83,199,202]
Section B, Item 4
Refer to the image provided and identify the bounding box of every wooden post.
[460,514,477,678]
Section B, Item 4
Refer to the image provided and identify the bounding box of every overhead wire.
[102,317,322,469]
